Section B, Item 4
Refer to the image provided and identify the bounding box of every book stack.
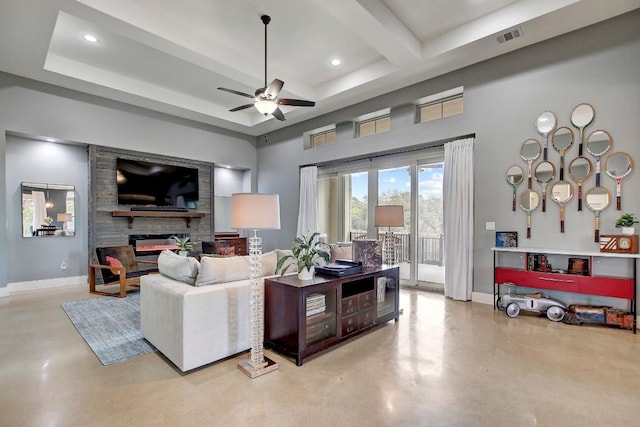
[306,293,326,317]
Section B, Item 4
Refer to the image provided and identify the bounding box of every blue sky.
[350,164,443,200]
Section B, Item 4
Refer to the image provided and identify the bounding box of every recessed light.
[83,34,98,43]
[331,59,341,66]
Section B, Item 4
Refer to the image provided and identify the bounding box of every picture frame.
[495,231,518,248]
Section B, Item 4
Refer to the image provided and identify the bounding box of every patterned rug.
[61,293,156,365]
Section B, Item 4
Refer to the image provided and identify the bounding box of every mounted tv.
[116,158,199,208]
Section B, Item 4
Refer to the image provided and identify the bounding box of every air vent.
[497,27,523,44]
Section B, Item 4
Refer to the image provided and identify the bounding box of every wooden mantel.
[111,210,206,229]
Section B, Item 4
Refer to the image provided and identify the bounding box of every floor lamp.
[374,205,404,265]
[231,193,281,378]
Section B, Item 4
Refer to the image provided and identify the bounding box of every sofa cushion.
[158,250,200,285]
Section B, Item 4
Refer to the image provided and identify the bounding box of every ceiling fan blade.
[265,79,284,98]
[218,87,255,99]
[277,98,316,107]
[272,108,286,121]
[229,104,255,112]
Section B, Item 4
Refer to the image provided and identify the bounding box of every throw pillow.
[158,250,200,285]
[105,255,122,274]
[196,255,251,286]
[261,251,278,276]
[275,249,298,274]
[330,244,353,262]
[219,246,235,256]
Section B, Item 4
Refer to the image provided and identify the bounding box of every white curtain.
[443,137,475,301]
[32,191,47,231]
[297,166,319,237]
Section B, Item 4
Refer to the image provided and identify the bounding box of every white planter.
[297,266,314,281]
[622,227,635,235]
[178,250,189,257]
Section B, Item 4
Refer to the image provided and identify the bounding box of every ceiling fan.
[217,15,315,121]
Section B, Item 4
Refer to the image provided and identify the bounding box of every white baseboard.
[8,276,87,293]
[0,287,9,298]
[472,291,494,305]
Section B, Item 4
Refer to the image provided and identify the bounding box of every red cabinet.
[492,247,637,333]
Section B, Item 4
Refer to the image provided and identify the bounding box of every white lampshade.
[231,193,281,230]
[57,213,72,222]
[374,205,404,227]
[254,100,278,115]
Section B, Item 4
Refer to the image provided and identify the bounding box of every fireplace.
[129,234,187,256]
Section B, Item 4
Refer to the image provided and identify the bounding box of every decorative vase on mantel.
[298,266,314,281]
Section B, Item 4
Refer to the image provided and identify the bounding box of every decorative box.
[352,239,382,268]
[599,234,639,254]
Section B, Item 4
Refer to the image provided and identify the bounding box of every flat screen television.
[116,158,199,208]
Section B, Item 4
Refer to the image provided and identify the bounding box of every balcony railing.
[348,232,444,266]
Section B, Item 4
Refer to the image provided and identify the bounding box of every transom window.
[418,95,464,123]
[357,115,390,137]
[311,130,336,148]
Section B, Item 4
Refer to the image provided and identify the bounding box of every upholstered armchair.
[89,245,158,297]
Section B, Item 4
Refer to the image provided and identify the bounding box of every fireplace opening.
[129,234,188,256]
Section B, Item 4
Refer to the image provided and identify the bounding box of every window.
[311,129,336,148]
[418,95,463,123]
[357,115,390,137]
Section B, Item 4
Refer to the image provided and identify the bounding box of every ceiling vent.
[496,27,523,44]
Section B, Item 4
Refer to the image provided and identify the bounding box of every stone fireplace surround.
[89,146,213,257]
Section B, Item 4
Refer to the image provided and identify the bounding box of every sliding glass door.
[317,147,444,288]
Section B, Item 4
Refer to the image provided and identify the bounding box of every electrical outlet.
[60,261,67,270]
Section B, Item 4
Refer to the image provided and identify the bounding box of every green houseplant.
[276,230,330,280]
[171,235,193,256]
[615,213,638,235]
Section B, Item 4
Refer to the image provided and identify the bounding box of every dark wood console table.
[264,266,399,365]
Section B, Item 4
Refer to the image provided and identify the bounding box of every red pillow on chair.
[105,256,123,274]
[218,246,235,256]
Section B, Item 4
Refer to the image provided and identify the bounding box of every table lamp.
[231,193,281,378]
[57,213,72,230]
[374,205,404,265]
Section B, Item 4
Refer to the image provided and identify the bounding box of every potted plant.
[171,235,193,256]
[615,213,638,235]
[276,230,330,280]
[43,216,53,226]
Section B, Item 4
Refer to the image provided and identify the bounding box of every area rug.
[61,293,156,365]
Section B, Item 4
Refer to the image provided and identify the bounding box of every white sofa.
[140,249,292,372]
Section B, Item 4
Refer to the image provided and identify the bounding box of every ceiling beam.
[314,0,422,65]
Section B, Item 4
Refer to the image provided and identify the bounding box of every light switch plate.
[486,221,496,231]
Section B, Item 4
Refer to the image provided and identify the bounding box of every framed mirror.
[535,111,557,161]
[21,182,75,237]
[571,103,595,156]
[534,161,555,212]
[521,139,541,189]
[506,165,524,211]
[585,129,612,186]
[605,151,633,211]
[550,181,574,233]
[568,157,593,211]
[585,186,611,242]
[551,126,574,180]
[519,189,540,238]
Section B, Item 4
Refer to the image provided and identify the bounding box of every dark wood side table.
[264,266,399,365]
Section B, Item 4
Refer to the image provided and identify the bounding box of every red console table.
[492,247,638,333]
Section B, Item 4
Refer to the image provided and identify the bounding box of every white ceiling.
[1,0,639,136]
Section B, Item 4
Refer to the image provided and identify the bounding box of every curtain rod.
[301,133,475,169]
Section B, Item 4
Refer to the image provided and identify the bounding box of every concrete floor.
[1,285,639,426]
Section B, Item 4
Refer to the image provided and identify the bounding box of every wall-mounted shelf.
[111,210,205,228]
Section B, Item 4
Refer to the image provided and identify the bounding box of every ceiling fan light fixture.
[255,99,278,115]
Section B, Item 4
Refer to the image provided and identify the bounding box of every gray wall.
[0,72,257,289]
[257,11,640,296]
[5,136,88,282]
